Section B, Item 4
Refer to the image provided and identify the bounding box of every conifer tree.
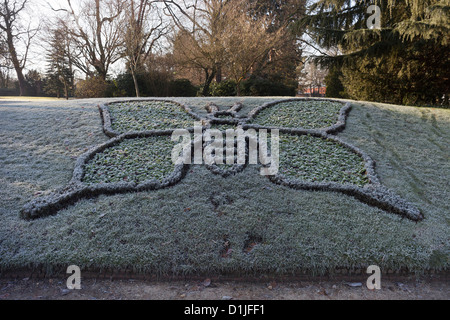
[296,0,450,106]
[44,26,74,100]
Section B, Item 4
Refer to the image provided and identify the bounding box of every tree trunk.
[131,68,141,97]
[202,68,216,96]
[64,81,69,100]
[96,68,108,81]
[236,76,244,96]
[5,9,27,96]
[8,42,27,95]
[216,66,222,83]
[16,70,28,96]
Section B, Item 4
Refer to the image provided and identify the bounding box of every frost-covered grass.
[0,96,64,101]
[209,123,239,131]
[250,100,343,129]
[278,134,369,187]
[108,100,196,133]
[0,97,448,276]
[83,136,176,185]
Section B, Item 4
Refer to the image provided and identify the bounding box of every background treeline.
[300,0,449,107]
[1,0,449,106]
[1,0,303,98]
[0,69,298,98]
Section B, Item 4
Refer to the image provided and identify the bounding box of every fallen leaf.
[268,281,277,290]
[202,279,211,287]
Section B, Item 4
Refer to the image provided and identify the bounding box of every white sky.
[23,0,125,77]
[23,0,63,72]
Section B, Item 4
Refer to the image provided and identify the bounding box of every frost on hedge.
[21,98,424,222]
[20,131,188,220]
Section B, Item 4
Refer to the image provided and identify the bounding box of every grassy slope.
[0,97,448,276]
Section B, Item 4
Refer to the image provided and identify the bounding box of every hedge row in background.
[73,73,297,99]
[75,75,198,99]
[210,77,297,97]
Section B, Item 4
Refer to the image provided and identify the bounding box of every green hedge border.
[20,131,189,220]
[21,98,424,221]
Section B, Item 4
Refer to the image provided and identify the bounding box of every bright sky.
[24,0,125,77]
[22,0,71,73]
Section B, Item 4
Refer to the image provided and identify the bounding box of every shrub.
[113,73,138,97]
[113,72,197,97]
[169,79,198,97]
[75,77,110,98]
[240,77,296,97]
[0,88,19,96]
[325,67,345,99]
[210,80,237,96]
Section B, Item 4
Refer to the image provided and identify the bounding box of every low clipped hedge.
[21,98,423,222]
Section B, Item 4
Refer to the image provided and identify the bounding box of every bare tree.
[123,0,168,97]
[0,39,13,88]
[299,60,328,96]
[52,0,125,80]
[221,0,290,95]
[164,0,231,96]
[0,0,38,96]
[167,0,301,96]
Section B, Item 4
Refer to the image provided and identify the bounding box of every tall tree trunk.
[94,66,108,81]
[131,68,141,97]
[63,81,69,100]
[216,66,222,83]
[236,80,242,96]
[2,1,29,96]
[202,68,216,96]
[7,34,27,96]
[15,69,27,96]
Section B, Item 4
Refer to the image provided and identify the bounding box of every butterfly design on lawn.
[21,99,423,222]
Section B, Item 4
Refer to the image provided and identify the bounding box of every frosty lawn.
[0,97,448,277]
[250,100,344,129]
[108,100,198,134]
[21,99,420,220]
[83,136,177,185]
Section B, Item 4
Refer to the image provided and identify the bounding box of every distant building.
[298,86,327,97]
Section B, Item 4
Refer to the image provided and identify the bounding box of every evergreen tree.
[44,26,74,99]
[246,0,305,92]
[325,66,345,98]
[295,0,450,106]
[25,70,42,96]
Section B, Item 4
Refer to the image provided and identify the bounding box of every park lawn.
[0,96,66,102]
[0,97,448,277]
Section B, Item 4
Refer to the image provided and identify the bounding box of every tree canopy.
[295,0,450,105]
